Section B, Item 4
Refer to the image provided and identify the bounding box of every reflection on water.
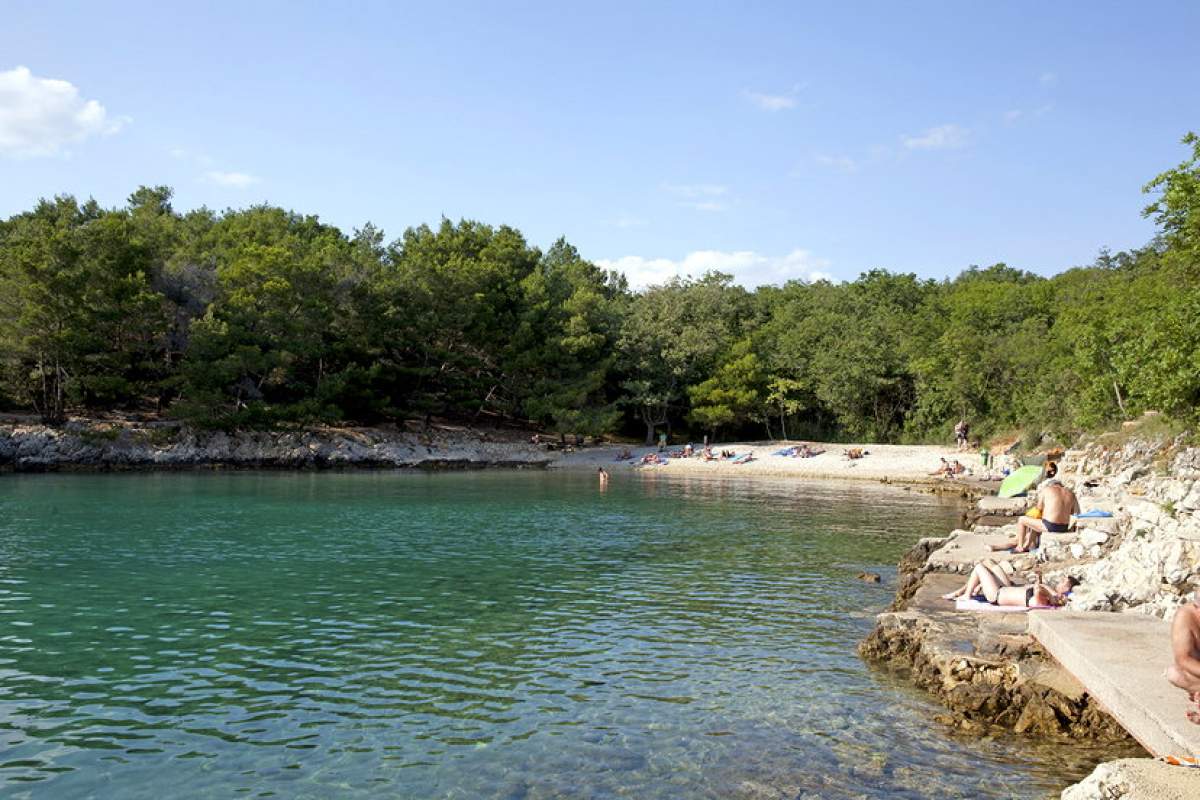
[0,471,1134,798]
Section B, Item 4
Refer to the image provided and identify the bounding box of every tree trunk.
[644,419,655,446]
[1113,381,1128,417]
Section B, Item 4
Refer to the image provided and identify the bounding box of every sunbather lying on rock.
[941,559,1076,607]
[1166,591,1200,724]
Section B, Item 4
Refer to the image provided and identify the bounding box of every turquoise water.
[0,471,1123,798]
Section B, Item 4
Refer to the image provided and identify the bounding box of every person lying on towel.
[942,559,1077,607]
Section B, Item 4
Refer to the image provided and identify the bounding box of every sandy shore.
[551,440,987,485]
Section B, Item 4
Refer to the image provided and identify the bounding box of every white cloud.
[664,183,727,198]
[203,170,260,188]
[680,200,726,212]
[743,83,804,111]
[663,183,729,212]
[605,213,647,229]
[814,153,860,173]
[170,146,215,166]
[902,124,969,150]
[1039,71,1058,87]
[1003,104,1053,126]
[0,66,126,157]
[596,248,832,290]
[745,91,795,111]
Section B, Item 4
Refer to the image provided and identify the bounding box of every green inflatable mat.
[998,464,1044,498]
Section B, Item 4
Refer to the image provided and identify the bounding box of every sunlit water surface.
[0,471,1133,798]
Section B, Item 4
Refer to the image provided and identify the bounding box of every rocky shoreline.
[861,433,1200,798]
[0,420,553,472]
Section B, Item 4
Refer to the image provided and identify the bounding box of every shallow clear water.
[0,471,1129,798]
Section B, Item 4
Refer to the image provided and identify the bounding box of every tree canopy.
[2,134,1198,441]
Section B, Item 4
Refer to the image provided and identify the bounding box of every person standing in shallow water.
[598,467,609,490]
[1166,591,1200,724]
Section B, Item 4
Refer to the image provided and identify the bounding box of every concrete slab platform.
[978,496,1030,515]
[926,530,1078,574]
[1029,612,1200,758]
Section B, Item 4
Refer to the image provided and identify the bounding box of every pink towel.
[954,597,1058,613]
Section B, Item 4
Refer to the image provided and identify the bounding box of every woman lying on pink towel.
[942,559,1076,607]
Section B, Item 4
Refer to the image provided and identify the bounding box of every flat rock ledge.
[866,435,1200,798]
[0,421,554,472]
[860,567,1132,743]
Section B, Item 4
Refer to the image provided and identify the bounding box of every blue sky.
[2,1,1198,287]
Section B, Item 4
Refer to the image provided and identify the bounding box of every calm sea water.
[0,471,1129,798]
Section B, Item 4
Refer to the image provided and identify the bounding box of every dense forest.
[1,135,1198,444]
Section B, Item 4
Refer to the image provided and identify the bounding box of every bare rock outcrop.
[863,433,1200,752]
[0,421,553,471]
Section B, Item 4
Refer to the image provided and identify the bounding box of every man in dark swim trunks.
[993,478,1079,552]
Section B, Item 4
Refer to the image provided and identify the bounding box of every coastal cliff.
[861,432,1200,798]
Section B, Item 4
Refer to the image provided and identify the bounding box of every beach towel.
[954,597,1057,613]
[772,447,797,457]
[731,454,754,464]
[1075,509,1113,518]
[1159,755,1200,767]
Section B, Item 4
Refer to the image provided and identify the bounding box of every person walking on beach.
[992,478,1079,552]
[954,419,970,451]
[1167,591,1200,724]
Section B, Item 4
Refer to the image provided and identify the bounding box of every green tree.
[616,273,749,444]
[0,195,168,422]
[688,338,769,438]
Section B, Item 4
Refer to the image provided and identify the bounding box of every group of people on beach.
[937,461,1200,728]
[943,466,1081,605]
[929,458,968,477]
[616,444,748,465]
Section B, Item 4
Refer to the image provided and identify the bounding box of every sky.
[2,0,1198,288]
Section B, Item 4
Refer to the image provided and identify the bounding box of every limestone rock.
[0,422,553,471]
[1061,757,1200,800]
